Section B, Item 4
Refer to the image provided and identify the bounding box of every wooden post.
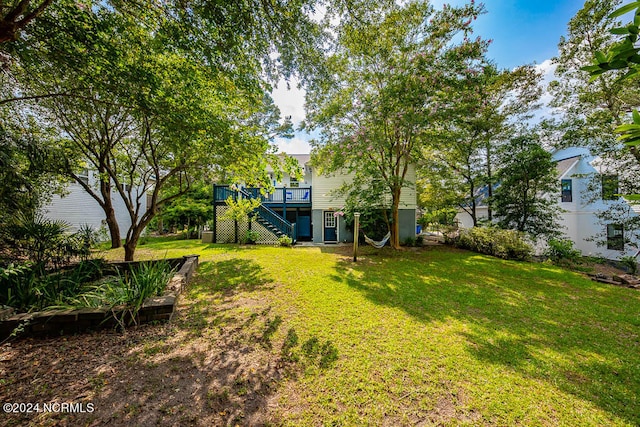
[353,213,360,262]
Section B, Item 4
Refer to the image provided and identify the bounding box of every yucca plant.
[1,213,82,270]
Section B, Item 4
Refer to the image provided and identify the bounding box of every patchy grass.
[2,242,639,426]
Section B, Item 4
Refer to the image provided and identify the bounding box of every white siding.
[311,171,351,211]
[555,153,638,259]
[42,171,146,234]
[311,164,417,211]
[456,147,640,260]
[455,207,489,229]
[399,164,417,208]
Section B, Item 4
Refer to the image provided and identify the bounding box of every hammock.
[363,231,391,249]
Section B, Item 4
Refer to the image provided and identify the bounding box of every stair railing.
[237,188,296,242]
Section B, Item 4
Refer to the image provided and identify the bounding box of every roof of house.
[287,153,311,166]
[556,155,580,179]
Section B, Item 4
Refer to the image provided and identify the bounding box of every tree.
[426,64,542,226]
[0,110,63,227]
[306,0,488,248]
[0,0,53,44]
[417,160,465,227]
[493,135,560,238]
[550,0,640,155]
[154,184,213,235]
[583,1,640,152]
[5,0,322,260]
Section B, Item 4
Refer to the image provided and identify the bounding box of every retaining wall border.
[0,255,199,339]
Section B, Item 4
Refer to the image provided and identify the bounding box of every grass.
[105,240,640,426]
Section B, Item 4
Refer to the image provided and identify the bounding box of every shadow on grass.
[101,258,279,425]
[180,259,274,338]
[331,245,640,425]
[193,259,273,294]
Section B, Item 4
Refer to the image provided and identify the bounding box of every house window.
[602,174,619,200]
[78,168,89,186]
[324,211,336,228]
[114,176,131,193]
[561,179,572,202]
[607,224,624,250]
[290,176,299,188]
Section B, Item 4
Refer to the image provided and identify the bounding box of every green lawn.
[112,241,640,426]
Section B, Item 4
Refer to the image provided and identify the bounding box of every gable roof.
[287,154,310,167]
[556,155,580,179]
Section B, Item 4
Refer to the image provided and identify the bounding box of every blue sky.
[273,0,587,153]
[436,0,586,69]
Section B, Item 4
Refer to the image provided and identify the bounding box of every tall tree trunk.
[124,237,137,262]
[105,209,121,249]
[123,223,145,261]
[485,141,493,222]
[468,180,477,227]
[99,172,121,248]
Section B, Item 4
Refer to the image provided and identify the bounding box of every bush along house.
[211,154,418,245]
[455,147,640,260]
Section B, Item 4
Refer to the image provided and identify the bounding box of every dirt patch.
[0,286,287,426]
[588,262,629,278]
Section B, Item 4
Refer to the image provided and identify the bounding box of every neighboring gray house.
[41,168,146,234]
[455,147,639,260]
[212,154,417,244]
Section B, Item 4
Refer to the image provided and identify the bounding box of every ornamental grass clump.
[77,261,175,311]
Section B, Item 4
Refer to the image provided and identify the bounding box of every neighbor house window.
[113,176,131,192]
[290,176,299,188]
[561,179,572,202]
[78,168,89,186]
[607,224,624,250]
[602,174,619,200]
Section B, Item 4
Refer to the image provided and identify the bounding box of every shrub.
[0,262,39,311]
[1,213,84,269]
[278,235,293,247]
[403,236,416,247]
[75,260,174,311]
[415,235,424,246]
[545,238,581,263]
[619,255,638,275]
[454,227,532,261]
[243,230,260,244]
[442,225,460,245]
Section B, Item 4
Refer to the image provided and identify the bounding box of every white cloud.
[271,78,307,125]
[532,58,559,123]
[535,58,557,84]
[275,136,312,154]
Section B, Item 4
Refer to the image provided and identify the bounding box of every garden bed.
[0,255,199,339]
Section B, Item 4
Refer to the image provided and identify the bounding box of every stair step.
[254,211,290,239]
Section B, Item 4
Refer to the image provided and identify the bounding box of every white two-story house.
[456,147,639,260]
[212,154,418,244]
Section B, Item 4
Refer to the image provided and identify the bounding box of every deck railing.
[216,185,311,205]
[214,186,238,202]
